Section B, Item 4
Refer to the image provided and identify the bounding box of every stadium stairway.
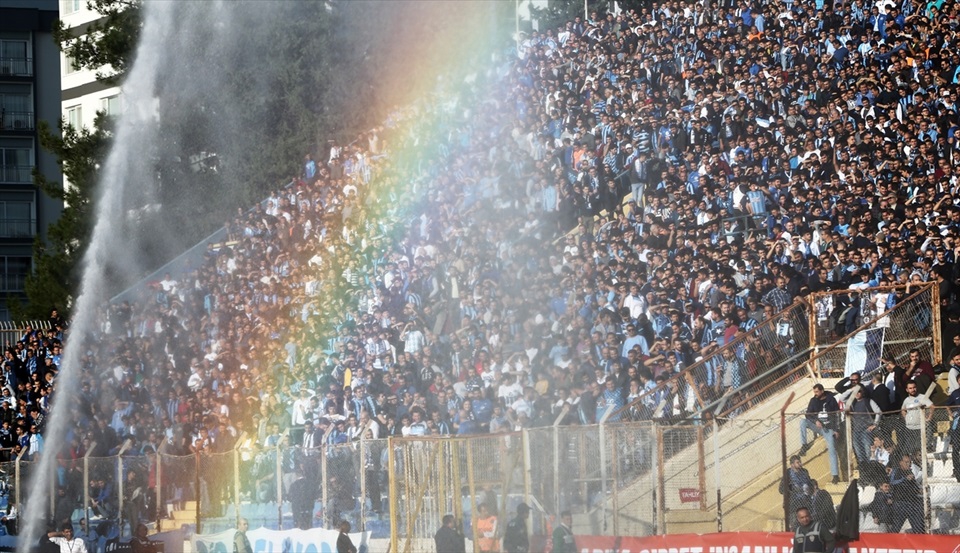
[586,377,818,536]
[579,286,940,536]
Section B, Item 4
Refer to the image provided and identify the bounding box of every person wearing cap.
[503,502,530,553]
[47,522,88,553]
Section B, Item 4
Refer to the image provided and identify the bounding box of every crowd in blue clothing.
[15,0,960,539]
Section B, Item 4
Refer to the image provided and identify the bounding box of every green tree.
[15,115,113,319]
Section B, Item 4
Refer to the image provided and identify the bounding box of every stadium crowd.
[8,0,960,540]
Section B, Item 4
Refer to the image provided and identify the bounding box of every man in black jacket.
[809,480,836,530]
[503,502,530,553]
[434,514,465,553]
[798,384,842,484]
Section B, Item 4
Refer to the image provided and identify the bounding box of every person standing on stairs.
[798,384,842,485]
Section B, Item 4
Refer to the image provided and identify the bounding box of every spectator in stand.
[889,453,924,533]
[808,479,836,531]
[899,381,933,457]
[28,0,960,536]
[798,384,841,485]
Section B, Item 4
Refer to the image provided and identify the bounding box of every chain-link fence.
[779,403,960,536]
[809,283,939,379]
[613,298,812,422]
[714,283,938,419]
[386,433,527,553]
[11,399,960,548]
[613,284,939,425]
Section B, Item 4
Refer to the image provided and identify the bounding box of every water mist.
[20,1,209,547]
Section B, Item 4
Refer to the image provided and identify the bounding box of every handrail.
[713,283,935,418]
[611,283,932,423]
[610,296,810,421]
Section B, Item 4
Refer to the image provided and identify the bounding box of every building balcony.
[0,218,35,239]
[0,165,31,184]
[0,273,27,293]
[0,58,32,78]
[0,111,33,131]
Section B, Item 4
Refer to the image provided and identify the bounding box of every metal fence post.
[780,392,796,531]
[522,429,532,521]
[156,441,164,530]
[276,436,284,530]
[844,413,853,483]
[552,421,561,516]
[14,446,25,535]
[195,447,202,534]
[117,439,131,536]
[233,442,242,529]
[321,444,329,527]
[358,435,368,532]
[808,294,818,377]
[921,414,930,534]
[713,418,722,532]
[656,425,665,534]
[118,455,125,536]
[466,439,479,553]
[83,442,95,533]
[388,437,398,553]
[611,426,619,536]
[932,283,942,364]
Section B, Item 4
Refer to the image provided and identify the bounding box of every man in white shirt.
[900,381,933,455]
[47,523,88,553]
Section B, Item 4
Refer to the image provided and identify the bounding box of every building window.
[66,105,83,130]
[0,138,32,184]
[0,38,29,77]
[64,53,79,75]
[100,95,121,116]
[0,84,33,131]
[0,257,31,293]
[0,201,34,238]
[61,0,82,15]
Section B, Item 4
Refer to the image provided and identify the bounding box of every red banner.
[574,532,960,553]
[678,488,702,503]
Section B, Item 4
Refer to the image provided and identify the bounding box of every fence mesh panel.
[323,441,361,530]
[158,453,197,532]
[387,433,527,553]
[86,456,121,532]
[608,422,657,536]
[716,285,938,418]
[117,453,155,534]
[810,284,938,378]
[615,300,812,421]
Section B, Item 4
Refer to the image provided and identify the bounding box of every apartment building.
[0,0,63,319]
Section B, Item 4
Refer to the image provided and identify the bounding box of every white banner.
[192,527,370,553]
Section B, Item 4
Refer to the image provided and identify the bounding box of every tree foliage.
[15,114,113,319]
[52,0,141,84]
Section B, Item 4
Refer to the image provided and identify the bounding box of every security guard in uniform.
[793,507,835,553]
[551,510,575,553]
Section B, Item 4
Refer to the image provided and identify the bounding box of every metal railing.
[0,111,34,131]
[0,218,35,238]
[711,283,936,418]
[0,320,51,350]
[0,58,31,77]
[612,284,938,424]
[611,298,812,422]
[0,165,31,184]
